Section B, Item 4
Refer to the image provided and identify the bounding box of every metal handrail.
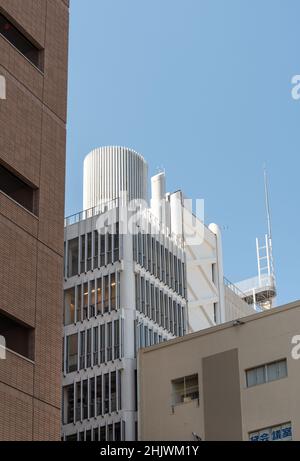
[64,197,119,227]
[224,276,247,298]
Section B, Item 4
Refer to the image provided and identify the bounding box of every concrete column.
[120,231,136,441]
[208,223,226,324]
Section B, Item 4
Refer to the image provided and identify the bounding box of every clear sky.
[66,0,300,306]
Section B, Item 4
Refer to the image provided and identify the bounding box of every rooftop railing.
[235,274,276,295]
[64,198,120,227]
[224,276,263,313]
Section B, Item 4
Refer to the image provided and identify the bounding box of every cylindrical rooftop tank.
[83,146,148,209]
[151,172,167,226]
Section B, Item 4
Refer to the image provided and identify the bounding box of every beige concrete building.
[139,300,300,441]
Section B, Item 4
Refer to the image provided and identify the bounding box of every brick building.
[0,0,69,440]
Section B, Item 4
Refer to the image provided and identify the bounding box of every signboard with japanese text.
[249,422,292,442]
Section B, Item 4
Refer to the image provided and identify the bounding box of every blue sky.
[66,0,300,306]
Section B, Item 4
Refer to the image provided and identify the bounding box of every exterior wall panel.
[139,301,300,441]
[0,0,69,440]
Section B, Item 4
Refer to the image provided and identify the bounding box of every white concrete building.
[61,146,256,441]
[62,147,187,441]
[149,173,256,332]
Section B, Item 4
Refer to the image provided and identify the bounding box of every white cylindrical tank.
[170,190,183,237]
[150,172,166,225]
[83,146,148,210]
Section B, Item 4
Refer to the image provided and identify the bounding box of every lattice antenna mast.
[256,166,275,285]
[264,166,275,278]
[264,165,273,242]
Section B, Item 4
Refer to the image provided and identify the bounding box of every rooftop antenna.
[234,165,277,310]
[264,163,272,241]
[254,164,276,309]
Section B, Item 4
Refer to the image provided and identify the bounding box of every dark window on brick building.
[0,163,39,215]
[0,12,43,70]
[0,310,35,360]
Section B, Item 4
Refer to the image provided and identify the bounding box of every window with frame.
[156,241,160,279]
[160,291,164,327]
[141,277,145,314]
[0,162,39,214]
[86,329,91,368]
[246,359,287,388]
[66,334,77,373]
[114,223,119,261]
[96,375,102,416]
[65,433,77,442]
[87,232,92,271]
[151,238,156,274]
[115,422,121,441]
[90,280,95,316]
[94,230,99,268]
[170,252,174,289]
[89,377,95,418]
[135,274,140,311]
[67,238,79,277]
[0,310,35,361]
[100,425,106,441]
[64,384,74,424]
[75,381,81,421]
[96,278,102,315]
[76,284,82,322]
[174,255,178,292]
[118,369,122,410]
[164,294,169,329]
[103,275,109,313]
[151,284,155,321]
[165,249,170,285]
[100,324,105,363]
[83,282,88,320]
[114,319,120,359]
[107,322,112,362]
[179,258,183,294]
[93,427,99,442]
[161,244,165,282]
[80,235,85,273]
[100,234,105,267]
[107,232,112,264]
[142,233,147,268]
[173,300,177,335]
[104,373,110,414]
[147,234,151,270]
[145,280,150,317]
[79,331,85,369]
[110,273,116,310]
[111,371,117,412]
[93,326,98,365]
[108,424,113,441]
[178,304,183,336]
[171,374,199,407]
[155,287,159,323]
[138,232,142,265]
[82,379,88,419]
[169,298,173,333]
[144,325,148,347]
[0,12,43,70]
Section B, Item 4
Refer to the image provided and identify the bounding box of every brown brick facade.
[0,0,69,440]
